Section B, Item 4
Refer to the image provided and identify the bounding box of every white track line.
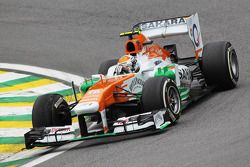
[0,82,71,98]
[0,72,30,83]
[0,63,84,86]
[21,141,83,167]
[0,128,30,137]
[1,147,53,163]
[0,106,32,116]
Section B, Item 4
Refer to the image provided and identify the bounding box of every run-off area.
[0,69,81,164]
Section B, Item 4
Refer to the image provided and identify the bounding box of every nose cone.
[73,102,99,115]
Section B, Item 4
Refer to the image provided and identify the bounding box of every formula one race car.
[24,13,239,149]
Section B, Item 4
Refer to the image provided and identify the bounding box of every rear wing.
[133,13,203,58]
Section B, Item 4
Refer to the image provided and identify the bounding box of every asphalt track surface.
[1,0,250,166]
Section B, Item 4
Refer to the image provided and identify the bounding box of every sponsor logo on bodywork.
[129,77,144,92]
[190,24,200,47]
[179,68,192,80]
[178,65,192,88]
[87,89,102,95]
[50,127,71,133]
[138,17,186,31]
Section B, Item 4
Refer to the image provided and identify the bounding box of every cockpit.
[115,31,174,75]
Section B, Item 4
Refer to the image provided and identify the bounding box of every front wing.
[24,110,171,149]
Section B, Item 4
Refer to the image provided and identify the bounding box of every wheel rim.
[228,48,239,81]
[165,86,180,114]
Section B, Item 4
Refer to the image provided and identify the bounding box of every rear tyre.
[202,41,239,89]
[98,59,118,75]
[142,77,181,123]
[32,94,72,128]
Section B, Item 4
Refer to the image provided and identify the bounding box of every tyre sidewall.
[142,77,181,123]
[32,94,71,128]
[202,41,239,89]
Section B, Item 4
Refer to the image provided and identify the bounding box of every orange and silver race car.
[24,13,239,149]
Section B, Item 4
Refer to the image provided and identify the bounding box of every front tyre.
[142,77,181,123]
[32,94,72,128]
